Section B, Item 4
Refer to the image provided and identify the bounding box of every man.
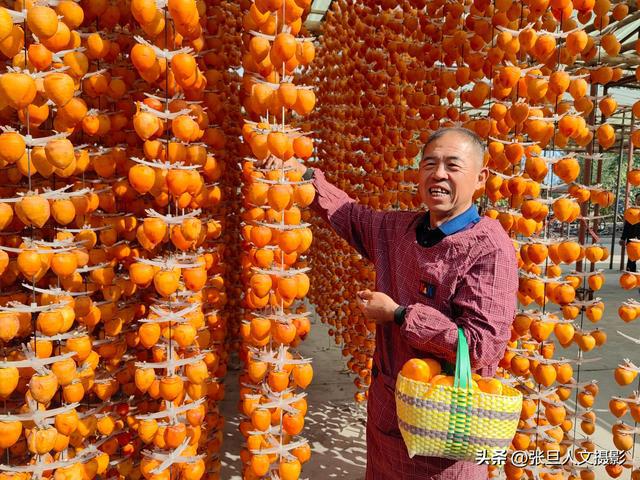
[621,193,640,273]
[260,127,518,479]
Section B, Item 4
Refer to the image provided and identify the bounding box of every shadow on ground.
[220,400,367,479]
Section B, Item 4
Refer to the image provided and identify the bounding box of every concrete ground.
[219,252,640,479]
[219,305,368,479]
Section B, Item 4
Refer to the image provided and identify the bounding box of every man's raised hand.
[257,157,306,175]
[356,289,400,324]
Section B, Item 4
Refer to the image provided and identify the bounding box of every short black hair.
[421,127,485,166]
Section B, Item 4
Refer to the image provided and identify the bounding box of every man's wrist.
[394,306,407,326]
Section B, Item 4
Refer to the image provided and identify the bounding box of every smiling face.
[418,131,488,228]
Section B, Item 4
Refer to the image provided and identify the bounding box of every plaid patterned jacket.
[309,168,519,479]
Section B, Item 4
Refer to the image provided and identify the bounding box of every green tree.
[591,152,638,218]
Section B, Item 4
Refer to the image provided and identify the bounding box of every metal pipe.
[619,26,640,46]
[592,85,608,245]
[610,108,628,269]
[322,0,335,21]
[577,83,598,275]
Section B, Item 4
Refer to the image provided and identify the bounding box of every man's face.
[417,132,488,227]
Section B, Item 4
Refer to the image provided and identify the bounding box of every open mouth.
[428,187,450,198]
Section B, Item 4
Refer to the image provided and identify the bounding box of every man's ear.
[477,166,489,187]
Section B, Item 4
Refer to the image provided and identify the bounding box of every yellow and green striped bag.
[395,327,522,461]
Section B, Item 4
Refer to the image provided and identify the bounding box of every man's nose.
[431,162,447,179]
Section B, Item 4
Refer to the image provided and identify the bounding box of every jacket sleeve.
[399,246,518,371]
[308,167,385,262]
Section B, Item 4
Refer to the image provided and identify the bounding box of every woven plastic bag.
[395,327,522,461]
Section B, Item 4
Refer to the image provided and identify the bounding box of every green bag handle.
[453,327,472,390]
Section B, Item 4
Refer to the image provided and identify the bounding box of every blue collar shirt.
[415,205,481,247]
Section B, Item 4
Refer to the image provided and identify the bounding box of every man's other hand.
[356,289,399,324]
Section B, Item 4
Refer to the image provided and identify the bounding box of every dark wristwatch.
[394,306,407,326]
[302,167,315,181]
